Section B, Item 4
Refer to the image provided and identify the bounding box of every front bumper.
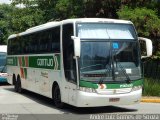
[73,89,142,107]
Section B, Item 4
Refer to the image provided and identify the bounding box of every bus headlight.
[132,86,142,91]
[79,87,96,93]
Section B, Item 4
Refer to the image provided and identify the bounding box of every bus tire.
[17,76,23,93]
[53,85,64,108]
[13,75,18,92]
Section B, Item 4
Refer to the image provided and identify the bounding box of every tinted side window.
[62,24,77,83]
[8,37,21,55]
[22,36,30,54]
[28,34,39,54]
[39,31,50,53]
[51,27,60,53]
[8,26,61,55]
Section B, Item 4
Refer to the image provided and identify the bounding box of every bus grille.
[96,88,132,95]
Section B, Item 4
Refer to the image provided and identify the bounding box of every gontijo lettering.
[37,58,53,67]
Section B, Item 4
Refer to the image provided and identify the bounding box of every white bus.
[7,18,152,108]
[0,45,7,83]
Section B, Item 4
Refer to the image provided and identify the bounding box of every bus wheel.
[17,76,23,93]
[53,85,64,108]
[13,75,18,92]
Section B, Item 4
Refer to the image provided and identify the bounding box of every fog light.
[132,86,142,91]
[79,87,96,93]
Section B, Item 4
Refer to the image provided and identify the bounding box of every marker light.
[79,87,96,93]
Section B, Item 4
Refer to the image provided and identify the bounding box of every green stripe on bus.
[55,54,60,70]
[7,57,18,66]
[29,55,60,70]
[80,80,98,89]
[7,54,60,70]
[79,79,143,89]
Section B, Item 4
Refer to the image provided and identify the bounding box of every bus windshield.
[0,52,7,73]
[77,23,136,40]
[77,23,141,83]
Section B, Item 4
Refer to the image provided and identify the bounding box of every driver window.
[62,24,77,83]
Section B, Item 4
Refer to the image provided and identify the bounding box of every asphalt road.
[0,84,160,120]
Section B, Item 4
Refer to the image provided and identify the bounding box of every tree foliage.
[11,7,45,32]
[0,0,160,44]
[0,4,16,44]
[117,0,160,59]
[117,6,160,37]
[54,0,84,19]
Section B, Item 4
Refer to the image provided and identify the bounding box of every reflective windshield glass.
[77,23,140,83]
[80,41,141,82]
[80,42,110,72]
[0,52,7,72]
[77,23,136,39]
[112,42,141,81]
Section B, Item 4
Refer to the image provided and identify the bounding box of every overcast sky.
[0,0,11,4]
[0,0,25,8]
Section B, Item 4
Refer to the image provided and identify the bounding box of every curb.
[141,99,160,103]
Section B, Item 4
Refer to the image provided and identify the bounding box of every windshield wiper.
[98,64,111,84]
[117,62,131,84]
[114,54,131,84]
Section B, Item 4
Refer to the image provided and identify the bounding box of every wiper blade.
[113,47,131,84]
[98,64,111,84]
[118,62,131,84]
[98,77,104,84]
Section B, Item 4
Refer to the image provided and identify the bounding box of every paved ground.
[0,84,64,114]
[0,84,160,120]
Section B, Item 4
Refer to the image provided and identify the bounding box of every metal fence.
[143,60,160,80]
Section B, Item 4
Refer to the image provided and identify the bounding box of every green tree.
[83,0,121,18]
[11,0,160,20]
[12,0,84,21]
[54,0,84,20]
[121,0,157,8]
[10,0,160,36]
[117,6,160,58]
[117,6,160,37]
[10,0,46,33]
[0,4,16,44]
[11,7,45,32]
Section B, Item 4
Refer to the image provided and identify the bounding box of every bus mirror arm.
[71,36,81,89]
[71,36,81,58]
[138,37,153,59]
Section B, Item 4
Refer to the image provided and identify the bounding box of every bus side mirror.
[71,36,81,57]
[138,37,153,59]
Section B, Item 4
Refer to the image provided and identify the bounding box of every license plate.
[109,98,120,102]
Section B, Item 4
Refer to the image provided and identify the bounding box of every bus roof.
[8,18,133,39]
[0,45,7,52]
